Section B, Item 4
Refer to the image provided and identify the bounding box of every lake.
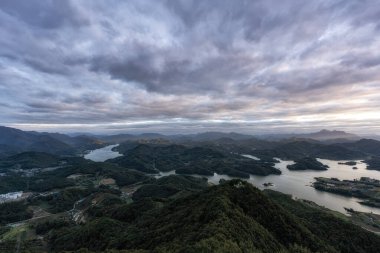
[157,158,380,215]
[84,144,122,162]
[85,145,380,214]
[218,158,380,214]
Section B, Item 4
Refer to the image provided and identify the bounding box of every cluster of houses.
[0,191,23,204]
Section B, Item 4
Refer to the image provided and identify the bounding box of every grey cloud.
[348,0,380,29]
[341,54,380,69]
[0,0,380,134]
[91,52,264,94]
[0,0,87,29]
[87,0,375,96]
[24,57,71,75]
[61,93,109,106]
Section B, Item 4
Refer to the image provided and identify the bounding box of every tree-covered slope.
[0,152,63,171]
[0,154,148,194]
[49,180,380,253]
[0,126,105,157]
[109,144,281,177]
[265,189,380,253]
[132,175,208,201]
[252,141,366,160]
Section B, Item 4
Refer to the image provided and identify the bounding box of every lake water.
[229,158,379,214]
[84,144,122,162]
[157,158,380,215]
[85,145,380,214]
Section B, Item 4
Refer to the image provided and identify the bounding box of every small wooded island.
[338,161,357,166]
[287,157,329,171]
[313,177,380,207]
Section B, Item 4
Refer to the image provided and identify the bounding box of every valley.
[0,127,380,252]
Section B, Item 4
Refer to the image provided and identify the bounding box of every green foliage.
[49,218,125,251]
[0,173,75,194]
[365,156,380,171]
[0,226,10,237]
[29,175,75,192]
[132,175,208,201]
[34,218,73,235]
[265,189,380,253]
[312,177,380,207]
[132,184,179,201]
[0,156,148,194]
[62,160,148,187]
[104,198,162,223]
[0,175,28,194]
[342,139,380,157]
[49,180,380,253]
[287,157,328,171]
[0,201,33,225]
[0,152,62,171]
[85,192,125,218]
[0,238,45,253]
[110,144,281,177]
[253,141,365,160]
[29,187,94,213]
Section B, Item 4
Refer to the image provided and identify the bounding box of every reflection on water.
[85,144,380,214]
[155,158,380,215]
[84,144,122,162]
[246,158,380,214]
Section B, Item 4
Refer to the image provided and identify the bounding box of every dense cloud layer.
[0,0,379,134]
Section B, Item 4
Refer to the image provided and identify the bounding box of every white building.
[0,191,23,204]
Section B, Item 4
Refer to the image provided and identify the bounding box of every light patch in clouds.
[0,0,380,134]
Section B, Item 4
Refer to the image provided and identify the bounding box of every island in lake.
[287,157,329,171]
[338,161,357,166]
[313,177,380,208]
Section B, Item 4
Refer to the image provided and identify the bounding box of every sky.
[0,0,380,134]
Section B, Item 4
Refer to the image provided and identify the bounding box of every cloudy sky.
[0,0,380,134]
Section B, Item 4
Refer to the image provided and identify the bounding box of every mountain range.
[0,126,104,157]
[1,126,380,252]
[0,126,379,161]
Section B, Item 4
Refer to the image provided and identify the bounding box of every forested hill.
[47,180,380,253]
[0,126,105,157]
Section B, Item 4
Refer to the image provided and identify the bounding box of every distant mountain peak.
[299,129,359,141]
[317,129,347,134]
[0,125,104,157]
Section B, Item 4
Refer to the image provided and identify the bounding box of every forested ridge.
[43,180,380,253]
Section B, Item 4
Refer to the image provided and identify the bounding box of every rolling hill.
[0,126,105,157]
[48,180,380,253]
